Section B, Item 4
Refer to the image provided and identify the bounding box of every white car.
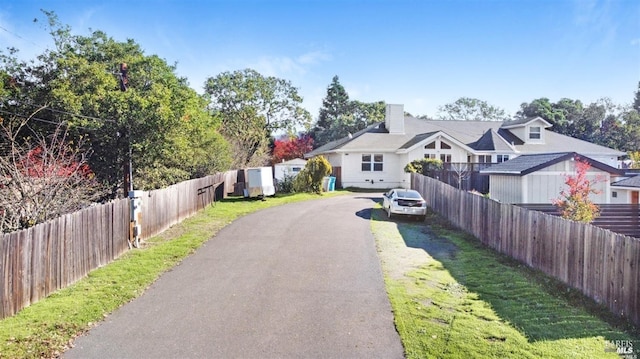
[382,189,427,221]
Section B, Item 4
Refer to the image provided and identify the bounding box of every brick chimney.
[385,104,404,134]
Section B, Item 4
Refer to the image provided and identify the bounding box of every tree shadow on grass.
[377,208,639,343]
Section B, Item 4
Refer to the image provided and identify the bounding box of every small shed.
[480,152,623,204]
[274,158,307,181]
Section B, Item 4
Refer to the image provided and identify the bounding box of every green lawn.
[372,207,639,359]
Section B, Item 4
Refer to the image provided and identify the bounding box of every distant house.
[610,175,640,204]
[479,152,624,204]
[273,158,307,182]
[306,104,624,190]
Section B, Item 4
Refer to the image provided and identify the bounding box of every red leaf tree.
[271,135,313,164]
[552,156,604,223]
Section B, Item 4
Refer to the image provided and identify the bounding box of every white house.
[305,104,625,191]
[273,158,307,182]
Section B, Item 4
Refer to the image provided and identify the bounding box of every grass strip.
[372,207,639,359]
[0,192,341,359]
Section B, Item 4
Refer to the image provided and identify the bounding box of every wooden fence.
[141,171,236,240]
[412,173,640,327]
[517,203,640,239]
[0,199,130,318]
[0,171,237,319]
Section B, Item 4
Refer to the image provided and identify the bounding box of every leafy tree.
[204,69,311,168]
[404,158,443,176]
[310,76,385,147]
[437,97,508,121]
[620,109,640,152]
[294,155,332,193]
[351,100,386,132]
[597,114,627,151]
[628,151,640,169]
[0,11,232,195]
[271,135,313,164]
[517,98,565,126]
[552,157,602,223]
[517,97,629,147]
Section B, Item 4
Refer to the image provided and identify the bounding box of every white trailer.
[245,167,276,198]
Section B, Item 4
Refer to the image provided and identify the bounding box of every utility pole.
[118,62,132,196]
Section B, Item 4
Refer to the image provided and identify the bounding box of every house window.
[612,191,617,198]
[425,141,436,149]
[440,154,451,163]
[529,126,541,140]
[292,167,301,172]
[362,154,383,171]
[440,141,451,149]
[424,153,437,159]
[478,155,492,163]
[497,155,509,163]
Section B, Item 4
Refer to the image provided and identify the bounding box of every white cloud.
[297,50,331,65]
[246,50,332,78]
[571,0,618,46]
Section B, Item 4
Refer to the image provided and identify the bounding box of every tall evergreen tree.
[310,76,384,148]
[317,75,351,131]
[633,81,640,113]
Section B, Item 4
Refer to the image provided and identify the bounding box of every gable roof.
[611,176,640,188]
[480,152,623,176]
[501,116,552,129]
[306,116,625,157]
[471,129,517,152]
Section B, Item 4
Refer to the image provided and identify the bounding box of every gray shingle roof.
[612,176,640,188]
[501,116,551,128]
[471,129,516,151]
[306,116,625,157]
[480,152,623,176]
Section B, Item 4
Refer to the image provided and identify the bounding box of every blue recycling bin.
[328,176,336,191]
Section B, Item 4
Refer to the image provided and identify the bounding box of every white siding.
[525,173,565,203]
[326,153,342,167]
[340,152,409,189]
[582,154,620,168]
[491,159,613,204]
[610,189,631,204]
[418,136,469,162]
[273,159,307,181]
[489,176,523,203]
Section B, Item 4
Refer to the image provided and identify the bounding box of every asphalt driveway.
[64,193,404,359]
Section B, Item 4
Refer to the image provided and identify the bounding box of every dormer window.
[529,126,541,140]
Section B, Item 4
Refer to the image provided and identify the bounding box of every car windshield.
[396,191,421,199]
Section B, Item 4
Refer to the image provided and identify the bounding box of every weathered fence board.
[0,172,236,319]
[412,173,640,327]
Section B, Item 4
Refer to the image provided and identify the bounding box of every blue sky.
[0,0,639,119]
